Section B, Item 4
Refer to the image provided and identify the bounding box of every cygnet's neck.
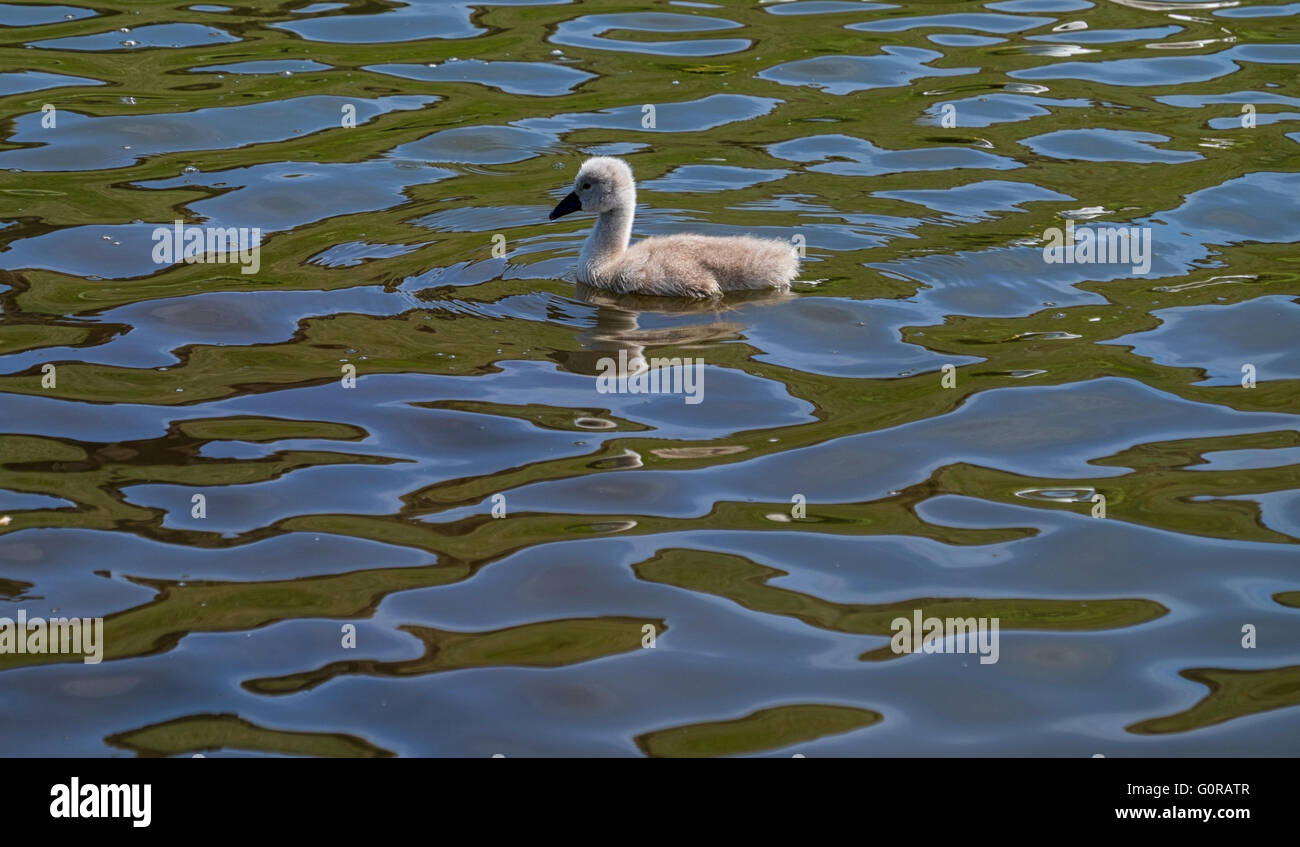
[579,189,635,270]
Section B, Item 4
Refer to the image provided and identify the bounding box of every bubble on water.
[575,520,637,534]
[122,145,132,150]
[101,235,112,241]
[448,57,458,62]
[426,62,438,68]
[120,40,139,47]
[574,417,616,430]
[1015,487,1095,503]
[119,27,131,33]
[1012,330,1080,341]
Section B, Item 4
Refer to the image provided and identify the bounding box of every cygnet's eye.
[581,182,590,190]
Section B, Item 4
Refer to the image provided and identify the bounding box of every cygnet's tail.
[719,236,799,291]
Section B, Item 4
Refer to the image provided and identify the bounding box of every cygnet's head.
[549,156,635,220]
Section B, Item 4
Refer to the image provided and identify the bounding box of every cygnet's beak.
[549,191,582,221]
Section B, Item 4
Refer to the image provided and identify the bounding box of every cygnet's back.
[548,156,800,299]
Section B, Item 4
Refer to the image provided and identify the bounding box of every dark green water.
[0,0,1297,756]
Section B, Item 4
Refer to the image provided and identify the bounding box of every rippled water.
[1,0,1298,757]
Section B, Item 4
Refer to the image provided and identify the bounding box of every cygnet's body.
[548,156,799,298]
